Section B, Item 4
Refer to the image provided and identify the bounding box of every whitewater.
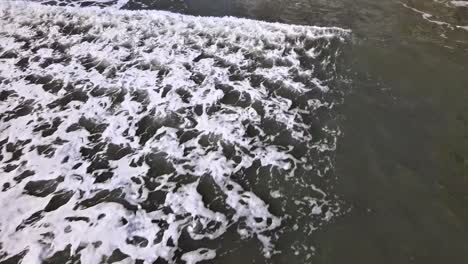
[0,1,350,263]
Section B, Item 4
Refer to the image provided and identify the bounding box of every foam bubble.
[0,1,349,262]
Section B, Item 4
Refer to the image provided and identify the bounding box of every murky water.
[0,0,467,263]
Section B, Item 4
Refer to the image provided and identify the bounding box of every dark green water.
[120,0,468,263]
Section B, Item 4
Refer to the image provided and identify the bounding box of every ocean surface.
[0,0,467,263]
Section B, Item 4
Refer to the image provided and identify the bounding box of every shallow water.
[1,0,468,263]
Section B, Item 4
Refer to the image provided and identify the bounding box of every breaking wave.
[0,1,349,263]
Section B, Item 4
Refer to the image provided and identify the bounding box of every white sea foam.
[0,1,349,263]
[31,0,130,8]
[402,2,468,32]
[450,1,468,7]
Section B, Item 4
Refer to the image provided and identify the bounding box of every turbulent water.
[0,1,349,263]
